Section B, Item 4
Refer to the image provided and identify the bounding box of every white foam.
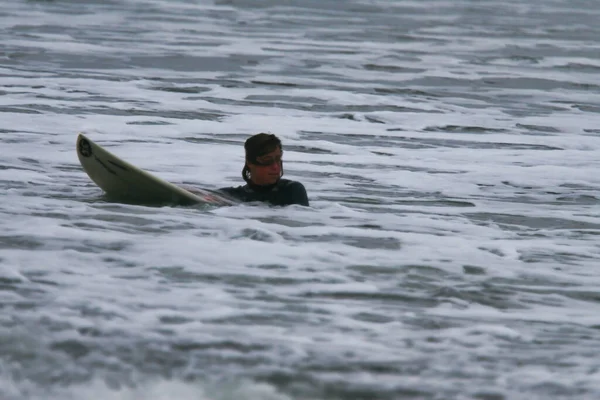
[0,376,297,400]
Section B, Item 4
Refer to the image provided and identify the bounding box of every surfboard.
[76,133,237,206]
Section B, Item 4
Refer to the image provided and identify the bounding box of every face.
[247,147,282,186]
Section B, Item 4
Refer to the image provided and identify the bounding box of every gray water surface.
[1,1,600,399]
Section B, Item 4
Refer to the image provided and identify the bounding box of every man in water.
[219,133,309,206]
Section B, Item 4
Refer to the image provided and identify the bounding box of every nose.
[269,161,281,172]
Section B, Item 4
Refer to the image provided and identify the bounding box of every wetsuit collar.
[247,180,279,193]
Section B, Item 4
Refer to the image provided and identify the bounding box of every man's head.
[242,133,283,186]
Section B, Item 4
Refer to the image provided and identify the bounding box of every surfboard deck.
[76,133,237,207]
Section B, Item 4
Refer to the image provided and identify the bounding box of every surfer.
[219,133,309,206]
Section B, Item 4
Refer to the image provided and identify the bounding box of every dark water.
[1,0,600,399]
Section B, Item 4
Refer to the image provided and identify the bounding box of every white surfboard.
[76,133,237,206]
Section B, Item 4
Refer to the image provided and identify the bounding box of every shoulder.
[218,185,248,197]
[277,179,309,206]
[219,185,238,193]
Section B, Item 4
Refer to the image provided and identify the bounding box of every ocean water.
[1,0,600,399]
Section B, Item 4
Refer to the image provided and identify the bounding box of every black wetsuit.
[219,179,309,206]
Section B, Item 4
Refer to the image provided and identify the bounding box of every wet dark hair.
[242,133,283,183]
